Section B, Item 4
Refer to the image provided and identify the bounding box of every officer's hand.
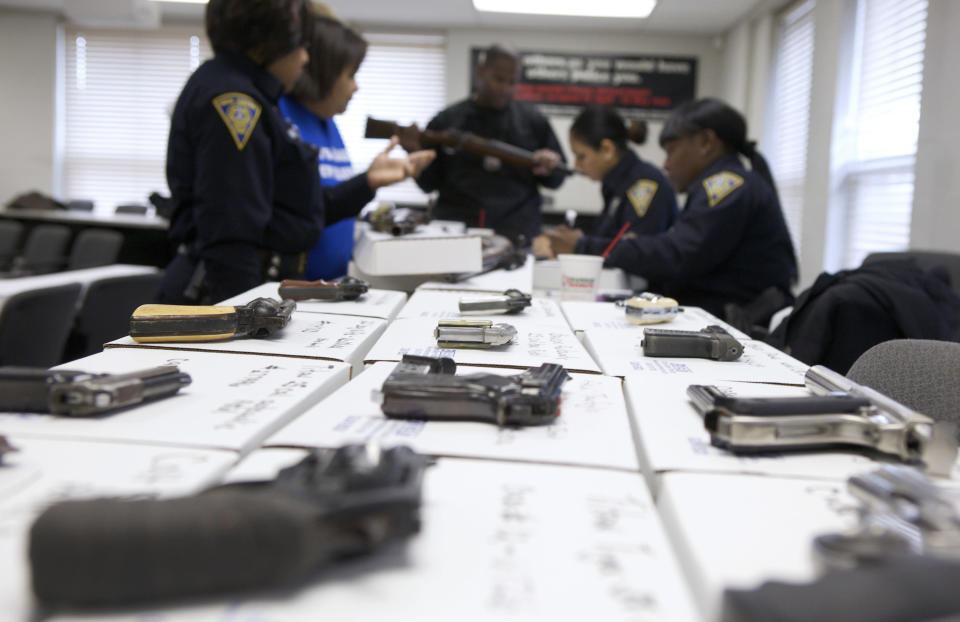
[366,137,437,189]
[532,149,562,176]
[532,234,555,260]
[545,225,583,255]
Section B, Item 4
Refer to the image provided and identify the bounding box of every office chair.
[0,283,82,366]
[115,204,149,216]
[6,224,72,276]
[62,272,162,360]
[846,339,960,425]
[863,251,960,296]
[0,221,23,271]
[67,229,124,270]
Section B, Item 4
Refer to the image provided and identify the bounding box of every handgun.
[813,465,960,569]
[366,203,428,236]
[686,366,958,475]
[642,325,744,361]
[278,276,369,301]
[29,444,431,607]
[620,292,681,325]
[434,319,516,349]
[130,298,295,342]
[379,354,569,426]
[459,289,532,315]
[0,366,191,417]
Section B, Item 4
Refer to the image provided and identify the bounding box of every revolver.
[686,365,958,475]
[278,276,369,302]
[29,444,431,607]
[130,298,295,342]
[0,366,191,417]
[813,465,960,569]
[379,355,569,426]
[459,289,532,315]
[434,319,516,349]
[642,325,744,361]
[620,292,681,325]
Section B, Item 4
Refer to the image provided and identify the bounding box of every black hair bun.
[627,119,648,145]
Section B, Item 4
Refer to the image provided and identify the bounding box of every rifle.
[365,117,577,176]
[29,445,431,606]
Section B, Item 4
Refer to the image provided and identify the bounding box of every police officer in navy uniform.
[408,44,567,242]
[159,0,431,304]
[603,98,797,318]
[533,105,677,257]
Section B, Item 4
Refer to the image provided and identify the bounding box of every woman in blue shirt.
[279,16,431,279]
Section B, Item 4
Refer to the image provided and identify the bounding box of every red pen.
[601,222,631,258]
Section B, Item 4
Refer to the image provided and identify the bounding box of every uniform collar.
[687,152,743,194]
[602,149,640,198]
[217,52,285,102]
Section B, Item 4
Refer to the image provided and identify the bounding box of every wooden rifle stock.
[365,117,576,176]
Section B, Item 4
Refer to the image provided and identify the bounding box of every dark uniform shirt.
[415,98,567,241]
[574,149,678,255]
[159,52,373,304]
[605,153,797,317]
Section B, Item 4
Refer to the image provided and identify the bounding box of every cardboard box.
[353,221,483,276]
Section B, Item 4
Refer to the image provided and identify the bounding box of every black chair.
[63,272,162,360]
[6,224,72,276]
[847,339,960,425]
[115,204,149,216]
[67,229,124,270]
[864,251,960,296]
[0,283,82,366]
[0,221,23,271]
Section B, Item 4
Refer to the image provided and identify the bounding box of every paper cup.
[558,254,604,301]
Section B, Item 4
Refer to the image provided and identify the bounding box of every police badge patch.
[212,92,262,151]
[626,179,658,217]
[702,171,744,207]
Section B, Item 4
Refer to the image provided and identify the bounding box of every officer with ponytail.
[534,104,678,257]
[603,98,797,318]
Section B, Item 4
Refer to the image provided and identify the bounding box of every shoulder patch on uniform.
[626,179,659,218]
[212,92,262,151]
[702,171,744,207]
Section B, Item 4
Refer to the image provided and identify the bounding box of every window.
[832,0,928,268]
[335,32,447,205]
[62,26,211,213]
[767,0,815,256]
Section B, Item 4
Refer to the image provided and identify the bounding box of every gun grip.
[129,304,238,342]
[365,117,400,139]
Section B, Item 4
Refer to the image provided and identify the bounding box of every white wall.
[910,0,960,254]
[0,9,59,204]
[444,28,724,214]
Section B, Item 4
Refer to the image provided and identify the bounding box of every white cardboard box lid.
[353,223,483,276]
[217,282,408,320]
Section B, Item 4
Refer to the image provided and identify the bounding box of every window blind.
[838,0,927,268]
[768,0,815,256]
[62,26,211,213]
[335,33,447,205]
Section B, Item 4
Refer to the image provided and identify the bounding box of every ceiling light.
[472,0,656,19]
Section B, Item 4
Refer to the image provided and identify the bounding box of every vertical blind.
[768,0,815,257]
[63,26,210,213]
[839,0,928,267]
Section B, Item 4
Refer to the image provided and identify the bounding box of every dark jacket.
[574,150,678,255]
[415,98,566,240]
[604,152,797,317]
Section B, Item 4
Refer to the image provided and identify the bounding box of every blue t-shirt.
[278,95,355,280]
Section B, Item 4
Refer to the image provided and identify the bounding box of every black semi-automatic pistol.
[813,465,960,569]
[29,444,431,607]
[687,365,958,475]
[0,366,191,417]
[379,354,569,426]
[434,319,517,348]
[130,298,295,342]
[278,276,369,301]
[459,289,532,315]
[642,325,743,361]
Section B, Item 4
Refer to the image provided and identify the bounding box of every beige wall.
[0,9,59,204]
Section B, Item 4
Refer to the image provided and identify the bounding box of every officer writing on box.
[600,98,797,318]
[158,0,433,304]
[405,44,567,242]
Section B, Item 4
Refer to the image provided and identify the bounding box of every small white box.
[352,222,483,276]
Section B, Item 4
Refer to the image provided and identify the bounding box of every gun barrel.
[805,365,922,425]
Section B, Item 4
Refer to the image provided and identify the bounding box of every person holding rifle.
[404,43,568,241]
